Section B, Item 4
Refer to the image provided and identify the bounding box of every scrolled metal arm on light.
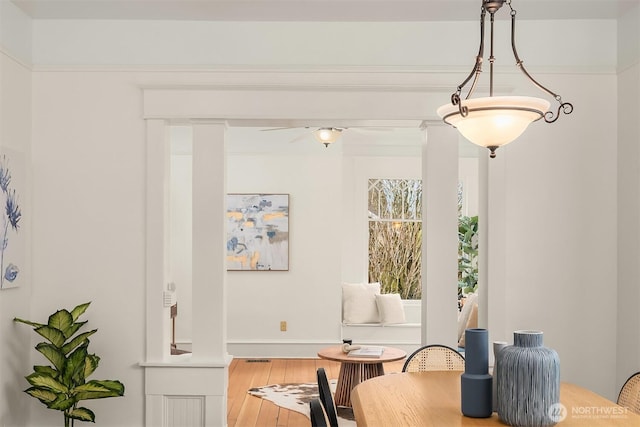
[545,100,574,124]
[437,0,574,158]
[506,2,573,124]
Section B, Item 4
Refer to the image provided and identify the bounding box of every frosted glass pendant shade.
[313,128,342,147]
[314,128,341,145]
[437,96,550,157]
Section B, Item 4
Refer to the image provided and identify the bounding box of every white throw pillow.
[375,293,406,324]
[342,282,381,323]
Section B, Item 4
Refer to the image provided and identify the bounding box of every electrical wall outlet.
[280,321,287,332]
[163,291,176,307]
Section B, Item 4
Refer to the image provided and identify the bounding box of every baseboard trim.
[175,339,421,358]
[226,341,420,358]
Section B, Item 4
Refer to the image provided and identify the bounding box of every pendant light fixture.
[313,127,342,147]
[437,0,573,158]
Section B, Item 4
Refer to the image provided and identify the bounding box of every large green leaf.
[35,326,66,348]
[48,396,75,411]
[63,343,88,385]
[74,390,123,401]
[34,365,59,378]
[71,301,91,322]
[61,330,97,355]
[25,373,68,394]
[35,343,66,371]
[73,382,110,393]
[68,407,95,422]
[74,380,125,401]
[24,386,59,404]
[83,354,100,379]
[70,302,91,322]
[13,317,45,328]
[47,310,73,333]
[78,380,124,394]
[63,320,87,340]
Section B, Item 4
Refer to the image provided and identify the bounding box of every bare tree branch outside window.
[368,179,422,299]
[368,178,478,304]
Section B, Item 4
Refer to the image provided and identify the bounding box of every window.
[368,179,422,299]
[368,178,479,304]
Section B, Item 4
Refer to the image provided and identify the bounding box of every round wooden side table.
[317,345,406,407]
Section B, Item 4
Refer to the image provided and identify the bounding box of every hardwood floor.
[228,357,406,427]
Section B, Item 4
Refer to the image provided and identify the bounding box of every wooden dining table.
[352,371,640,426]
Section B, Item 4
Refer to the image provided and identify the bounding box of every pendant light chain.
[489,8,496,97]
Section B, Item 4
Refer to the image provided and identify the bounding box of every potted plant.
[14,302,125,426]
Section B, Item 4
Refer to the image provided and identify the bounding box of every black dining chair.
[310,398,328,427]
[317,367,339,427]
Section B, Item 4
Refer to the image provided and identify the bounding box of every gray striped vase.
[496,330,560,426]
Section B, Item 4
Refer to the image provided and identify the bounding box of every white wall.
[0,53,32,427]
[501,72,619,398]
[226,152,343,349]
[31,71,146,426]
[0,2,32,426]
[30,19,614,70]
[6,12,630,427]
[616,2,640,394]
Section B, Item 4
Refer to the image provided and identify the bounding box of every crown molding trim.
[0,45,32,71]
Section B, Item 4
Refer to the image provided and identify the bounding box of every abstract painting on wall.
[0,149,24,290]
[226,194,289,271]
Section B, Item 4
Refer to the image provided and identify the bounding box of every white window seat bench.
[341,322,421,344]
[339,295,477,355]
[340,300,422,353]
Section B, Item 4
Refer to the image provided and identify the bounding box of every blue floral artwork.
[0,153,23,289]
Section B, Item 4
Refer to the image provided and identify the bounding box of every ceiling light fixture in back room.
[437,0,573,158]
[313,128,343,147]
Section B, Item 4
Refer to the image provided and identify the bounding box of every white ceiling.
[14,0,632,157]
[11,0,639,21]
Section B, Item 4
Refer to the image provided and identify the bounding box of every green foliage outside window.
[458,214,479,297]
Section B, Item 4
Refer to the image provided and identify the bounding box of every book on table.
[347,346,385,358]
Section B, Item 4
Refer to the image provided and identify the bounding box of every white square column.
[421,124,459,347]
[143,120,230,427]
[481,151,508,342]
[145,119,172,362]
[191,121,228,362]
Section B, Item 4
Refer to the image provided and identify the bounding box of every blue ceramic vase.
[496,330,560,426]
[461,328,493,418]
